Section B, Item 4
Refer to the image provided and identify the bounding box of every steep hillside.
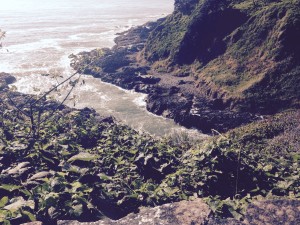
[143,0,300,114]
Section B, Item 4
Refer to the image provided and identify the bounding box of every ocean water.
[0,0,204,138]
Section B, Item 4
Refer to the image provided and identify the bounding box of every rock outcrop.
[57,199,211,225]
[0,72,16,90]
[22,199,299,225]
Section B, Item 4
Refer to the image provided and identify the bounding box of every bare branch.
[6,94,30,117]
[37,73,83,127]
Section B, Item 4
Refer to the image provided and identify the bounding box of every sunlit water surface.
[0,0,205,138]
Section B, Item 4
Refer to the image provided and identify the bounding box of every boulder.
[57,198,211,225]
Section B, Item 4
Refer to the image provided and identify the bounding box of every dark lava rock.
[146,90,255,133]
[0,72,16,90]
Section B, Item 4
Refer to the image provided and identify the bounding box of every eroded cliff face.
[143,0,300,114]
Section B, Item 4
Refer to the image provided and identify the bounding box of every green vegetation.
[0,90,298,224]
[144,0,300,113]
[143,13,190,63]
[0,92,184,224]
[1,0,299,224]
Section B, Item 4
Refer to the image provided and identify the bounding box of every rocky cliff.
[73,0,300,133]
[143,0,300,113]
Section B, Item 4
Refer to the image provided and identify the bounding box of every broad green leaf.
[98,173,112,181]
[72,204,83,217]
[28,171,52,181]
[0,185,21,192]
[3,220,11,225]
[4,197,34,213]
[68,152,98,163]
[21,210,36,222]
[0,197,8,208]
[71,182,83,192]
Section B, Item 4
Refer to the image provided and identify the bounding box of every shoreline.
[11,69,207,139]
[72,19,258,134]
[69,76,209,140]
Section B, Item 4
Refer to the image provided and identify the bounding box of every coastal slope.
[1,0,300,224]
[73,0,300,133]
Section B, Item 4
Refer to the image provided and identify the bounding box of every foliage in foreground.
[0,92,299,224]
